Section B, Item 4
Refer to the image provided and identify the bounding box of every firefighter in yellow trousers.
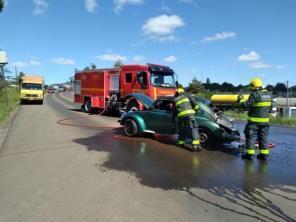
[174,87,201,151]
[238,77,273,160]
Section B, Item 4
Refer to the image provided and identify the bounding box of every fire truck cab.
[74,64,176,113]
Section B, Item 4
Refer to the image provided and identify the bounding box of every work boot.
[192,144,202,152]
[257,154,268,160]
[241,153,253,160]
[176,141,185,147]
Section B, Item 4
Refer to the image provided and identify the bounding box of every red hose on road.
[56,116,115,129]
[240,137,275,149]
[56,116,141,142]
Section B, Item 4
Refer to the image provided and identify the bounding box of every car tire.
[124,119,138,137]
[40,100,43,105]
[199,127,215,147]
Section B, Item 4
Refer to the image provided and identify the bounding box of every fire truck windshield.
[151,72,175,88]
[21,83,43,90]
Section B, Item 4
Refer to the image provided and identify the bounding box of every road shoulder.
[0,107,19,150]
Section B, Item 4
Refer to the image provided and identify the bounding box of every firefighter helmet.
[250,77,263,89]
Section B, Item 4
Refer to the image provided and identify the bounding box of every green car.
[120,93,240,146]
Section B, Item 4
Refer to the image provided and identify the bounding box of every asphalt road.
[0,92,295,222]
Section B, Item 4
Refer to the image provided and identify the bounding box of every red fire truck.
[74,64,177,113]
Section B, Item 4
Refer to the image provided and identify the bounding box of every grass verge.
[0,87,20,124]
[225,110,296,127]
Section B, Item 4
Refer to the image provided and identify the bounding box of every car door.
[147,100,174,134]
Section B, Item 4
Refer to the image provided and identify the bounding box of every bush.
[224,110,296,127]
[0,87,20,123]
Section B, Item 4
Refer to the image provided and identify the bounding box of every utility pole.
[15,65,18,86]
[286,80,289,107]
[0,64,8,106]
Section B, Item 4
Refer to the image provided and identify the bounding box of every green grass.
[0,87,20,124]
[269,117,296,127]
[224,110,296,127]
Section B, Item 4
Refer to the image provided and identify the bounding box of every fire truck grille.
[25,94,38,97]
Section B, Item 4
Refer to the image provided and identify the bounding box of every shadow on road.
[73,129,296,222]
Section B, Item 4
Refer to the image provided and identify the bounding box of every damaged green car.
[119,94,240,146]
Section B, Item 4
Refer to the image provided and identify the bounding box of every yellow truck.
[20,75,44,104]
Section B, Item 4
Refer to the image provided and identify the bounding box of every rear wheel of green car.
[124,119,138,137]
[199,127,215,147]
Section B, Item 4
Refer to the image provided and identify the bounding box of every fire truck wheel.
[124,119,138,137]
[84,99,92,113]
[126,100,139,112]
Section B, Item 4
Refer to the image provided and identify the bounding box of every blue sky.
[0,0,295,86]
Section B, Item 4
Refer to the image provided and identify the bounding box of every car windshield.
[129,93,154,108]
[22,83,42,90]
[151,72,175,88]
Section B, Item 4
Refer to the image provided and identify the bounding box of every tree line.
[0,0,4,12]
[186,77,296,98]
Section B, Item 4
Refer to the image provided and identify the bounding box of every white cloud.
[164,55,177,63]
[12,58,41,67]
[141,14,184,41]
[52,57,75,65]
[276,65,286,69]
[160,2,171,12]
[30,58,41,66]
[85,0,98,13]
[96,53,127,62]
[114,0,143,13]
[33,0,48,14]
[179,0,198,8]
[248,61,271,69]
[238,51,261,62]
[133,55,145,62]
[12,61,29,68]
[202,31,236,43]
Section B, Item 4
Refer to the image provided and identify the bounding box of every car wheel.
[124,119,138,137]
[126,100,139,112]
[199,127,215,147]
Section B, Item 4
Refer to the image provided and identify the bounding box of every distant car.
[47,88,54,93]
[120,94,240,146]
[58,87,65,92]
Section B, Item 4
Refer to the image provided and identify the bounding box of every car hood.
[126,93,154,108]
[216,113,235,130]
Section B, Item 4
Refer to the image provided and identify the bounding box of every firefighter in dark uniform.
[239,77,273,160]
[174,87,201,151]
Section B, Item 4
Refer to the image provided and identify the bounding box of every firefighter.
[238,77,273,160]
[174,87,201,151]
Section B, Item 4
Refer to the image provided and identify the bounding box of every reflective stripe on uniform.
[176,98,190,107]
[192,140,200,145]
[251,102,272,107]
[177,109,195,118]
[177,140,185,145]
[194,105,199,110]
[260,149,270,155]
[246,149,255,155]
[248,117,270,123]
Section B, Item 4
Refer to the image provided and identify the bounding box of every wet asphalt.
[0,92,295,222]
